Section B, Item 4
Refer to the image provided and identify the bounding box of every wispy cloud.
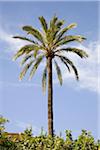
[0,24,27,53]
[15,120,40,135]
[0,81,40,88]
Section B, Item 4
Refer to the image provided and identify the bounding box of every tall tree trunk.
[47,57,53,136]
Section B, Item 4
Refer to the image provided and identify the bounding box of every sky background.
[0,1,99,139]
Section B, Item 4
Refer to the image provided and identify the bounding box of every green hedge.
[0,129,99,150]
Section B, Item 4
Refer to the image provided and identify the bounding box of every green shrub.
[0,117,99,150]
[0,129,99,150]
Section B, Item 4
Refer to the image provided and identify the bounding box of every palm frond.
[55,47,88,58]
[54,60,63,85]
[52,20,65,39]
[29,55,44,80]
[39,16,48,33]
[19,60,34,81]
[42,65,47,94]
[46,29,53,44]
[49,16,64,41]
[56,55,79,80]
[13,36,36,44]
[20,54,34,66]
[55,35,86,47]
[56,23,77,41]
[59,57,71,72]
[50,15,58,29]
[22,26,44,45]
[33,50,38,58]
[46,29,58,44]
[13,44,41,61]
[56,20,65,29]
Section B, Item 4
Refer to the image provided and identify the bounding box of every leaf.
[50,15,58,29]
[56,23,77,41]
[57,55,79,80]
[20,54,34,66]
[56,47,88,58]
[49,16,64,42]
[34,50,38,58]
[22,26,44,44]
[29,55,44,80]
[19,60,34,81]
[13,36,36,44]
[56,20,65,29]
[54,60,63,85]
[39,16,48,33]
[42,65,47,94]
[55,35,86,47]
[12,44,40,61]
[59,57,71,72]
[12,49,25,61]
[66,47,88,58]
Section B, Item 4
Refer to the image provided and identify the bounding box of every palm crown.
[13,16,88,93]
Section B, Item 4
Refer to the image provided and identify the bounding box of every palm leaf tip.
[13,36,18,39]
[29,55,44,80]
[20,54,34,66]
[66,23,77,30]
[60,57,71,72]
[42,65,47,94]
[56,20,65,28]
[62,48,88,58]
[72,35,86,43]
[19,76,22,81]
[19,61,34,81]
[76,72,79,81]
[12,54,19,61]
[39,16,48,32]
[22,26,30,31]
[72,48,88,58]
[72,64,79,81]
[79,36,86,42]
[81,51,88,58]
[54,60,63,85]
[58,55,79,81]
[12,56,16,61]
[13,36,35,43]
[50,15,58,27]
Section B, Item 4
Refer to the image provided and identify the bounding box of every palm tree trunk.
[47,57,53,136]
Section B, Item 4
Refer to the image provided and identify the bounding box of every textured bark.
[47,57,53,136]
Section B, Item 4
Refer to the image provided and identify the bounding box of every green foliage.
[19,60,34,80]
[22,26,44,45]
[24,127,33,137]
[42,65,47,93]
[39,16,48,33]
[0,116,9,133]
[13,36,36,44]
[73,130,98,150]
[56,55,79,80]
[54,60,63,85]
[0,128,99,150]
[29,55,44,80]
[56,23,77,41]
[56,47,88,58]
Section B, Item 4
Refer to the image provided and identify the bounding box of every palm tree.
[13,16,88,136]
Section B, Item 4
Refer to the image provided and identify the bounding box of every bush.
[0,117,99,149]
[0,128,99,150]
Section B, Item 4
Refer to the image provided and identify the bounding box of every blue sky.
[0,1,99,139]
